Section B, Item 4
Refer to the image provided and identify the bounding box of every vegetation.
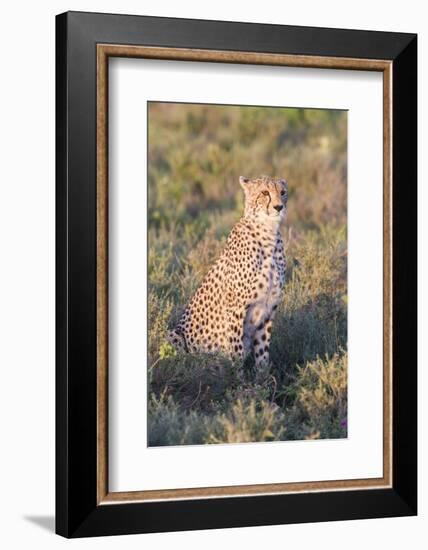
[147,102,347,446]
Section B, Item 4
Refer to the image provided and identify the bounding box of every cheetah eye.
[281,190,286,196]
[262,190,270,196]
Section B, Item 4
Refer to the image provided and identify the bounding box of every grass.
[147,102,347,446]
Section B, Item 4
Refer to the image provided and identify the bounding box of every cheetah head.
[239,175,288,223]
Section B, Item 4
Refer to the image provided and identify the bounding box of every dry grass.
[147,102,347,446]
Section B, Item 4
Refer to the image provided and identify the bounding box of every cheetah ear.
[239,176,251,189]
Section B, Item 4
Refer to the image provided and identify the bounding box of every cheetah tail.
[166,328,188,352]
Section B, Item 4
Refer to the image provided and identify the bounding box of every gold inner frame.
[96,44,393,504]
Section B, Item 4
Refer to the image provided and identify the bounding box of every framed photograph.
[56,11,417,538]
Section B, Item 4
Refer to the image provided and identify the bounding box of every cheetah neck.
[243,214,281,239]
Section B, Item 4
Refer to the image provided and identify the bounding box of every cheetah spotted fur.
[168,175,288,366]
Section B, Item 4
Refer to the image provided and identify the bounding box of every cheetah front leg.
[253,316,274,366]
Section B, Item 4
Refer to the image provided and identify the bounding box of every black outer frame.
[56,11,417,538]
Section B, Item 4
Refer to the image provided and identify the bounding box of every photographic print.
[57,14,417,536]
[147,102,348,447]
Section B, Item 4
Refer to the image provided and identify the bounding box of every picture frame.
[56,10,417,538]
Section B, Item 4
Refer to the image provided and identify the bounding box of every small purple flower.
[340,418,347,429]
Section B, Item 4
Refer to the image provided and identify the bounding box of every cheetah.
[168,175,288,366]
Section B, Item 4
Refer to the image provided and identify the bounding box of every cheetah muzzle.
[167,175,288,366]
